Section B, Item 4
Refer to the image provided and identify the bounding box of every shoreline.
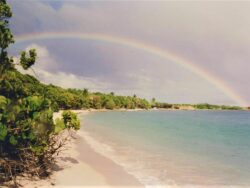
[14,109,250,187]
[52,130,143,188]
[53,107,250,119]
[76,131,144,187]
[17,109,144,188]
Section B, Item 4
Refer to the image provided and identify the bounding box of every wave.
[79,130,175,188]
[79,130,236,188]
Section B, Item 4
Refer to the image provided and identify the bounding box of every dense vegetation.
[20,81,245,111]
[193,103,243,110]
[152,102,244,110]
[4,72,243,112]
[0,1,79,185]
[39,85,151,110]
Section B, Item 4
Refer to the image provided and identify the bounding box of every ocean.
[79,110,250,187]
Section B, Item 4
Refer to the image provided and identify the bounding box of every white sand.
[12,109,144,188]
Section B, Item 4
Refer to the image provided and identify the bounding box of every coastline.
[53,108,145,121]
[53,107,250,123]
[17,109,144,188]
[52,130,143,188]
[14,108,250,187]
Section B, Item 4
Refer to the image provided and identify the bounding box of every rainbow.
[15,32,248,106]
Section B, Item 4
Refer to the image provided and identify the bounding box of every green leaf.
[0,123,7,141]
[9,135,18,145]
[26,96,43,112]
[0,95,7,109]
[27,132,35,140]
[19,49,37,70]
[54,118,65,134]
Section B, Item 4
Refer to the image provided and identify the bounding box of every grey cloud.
[8,0,250,105]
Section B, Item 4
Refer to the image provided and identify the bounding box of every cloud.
[8,1,250,105]
[16,44,111,91]
[13,43,240,105]
[32,69,111,91]
[24,44,58,71]
[39,0,64,10]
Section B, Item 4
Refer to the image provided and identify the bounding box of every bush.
[0,1,80,185]
[105,98,115,110]
[62,110,80,130]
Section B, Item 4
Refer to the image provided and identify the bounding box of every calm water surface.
[79,110,250,186]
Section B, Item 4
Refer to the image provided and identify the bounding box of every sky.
[8,0,250,106]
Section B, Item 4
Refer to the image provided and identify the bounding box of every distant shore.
[53,108,147,122]
[53,107,250,121]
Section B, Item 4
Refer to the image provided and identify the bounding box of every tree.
[92,95,102,109]
[0,1,80,185]
[0,0,14,56]
[105,98,115,110]
[151,97,156,104]
[62,111,80,130]
[83,88,89,96]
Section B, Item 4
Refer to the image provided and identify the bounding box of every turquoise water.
[79,110,250,186]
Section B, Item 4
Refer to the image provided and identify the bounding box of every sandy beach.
[14,109,144,188]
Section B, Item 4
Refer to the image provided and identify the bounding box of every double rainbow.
[15,32,248,106]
